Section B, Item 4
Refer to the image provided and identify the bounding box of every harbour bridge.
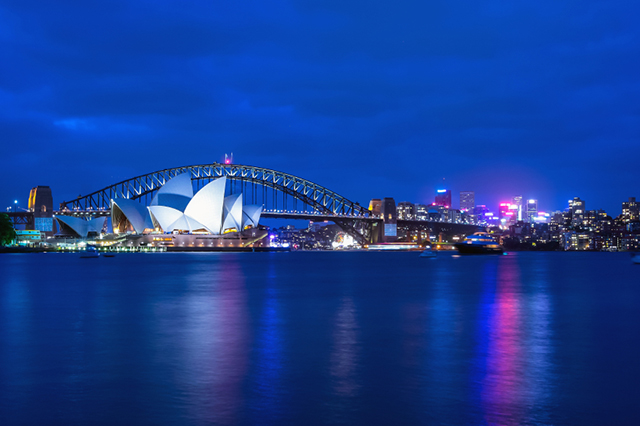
[57,163,483,245]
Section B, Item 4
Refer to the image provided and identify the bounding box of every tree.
[0,214,17,246]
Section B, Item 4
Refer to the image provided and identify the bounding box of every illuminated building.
[27,185,56,236]
[512,196,523,221]
[569,197,585,226]
[415,204,428,220]
[498,203,511,220]
[14,230,44,246]
[55,215,107,238]
[397,202,414,220]
[526,199,538,223]
[473,205,489,215]
[28,186,53,214]
[113,173,263,235]
[434,189,451,208]
[55,174,265,248]
[368,199,382,216]
[622,197,638,223]
[380,198,397,242]
[460,191,474,212]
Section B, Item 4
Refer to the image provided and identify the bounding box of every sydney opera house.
[54,174,267,250]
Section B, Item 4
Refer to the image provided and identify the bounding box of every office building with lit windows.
[434,190,451,208]
[397,202,415,220]
[526,199,538,223]
[460,191,475,212]
[569,197,585,226]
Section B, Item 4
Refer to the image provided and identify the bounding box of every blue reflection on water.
[3,251,640,425]
[329,296,359,397]
[249,261,285,425]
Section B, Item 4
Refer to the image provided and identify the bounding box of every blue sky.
[1,0,638,215]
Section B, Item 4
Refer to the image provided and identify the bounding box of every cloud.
[0,0,639,214]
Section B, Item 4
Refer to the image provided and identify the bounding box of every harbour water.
[1,251,639,425]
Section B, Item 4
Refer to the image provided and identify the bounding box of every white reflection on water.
[329,296,360,397]
[178,260,249,425]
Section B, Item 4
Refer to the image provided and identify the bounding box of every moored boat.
[80,246,100,258]
[419,246,437,258]
[454,232,504,255]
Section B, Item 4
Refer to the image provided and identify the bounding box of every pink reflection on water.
[479,259,526,426]
[179,260,250,425]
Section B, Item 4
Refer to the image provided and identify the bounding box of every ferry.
[454,232,504,255]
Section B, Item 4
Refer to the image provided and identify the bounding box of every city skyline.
[5,162,637,220]
[1,1,639,216]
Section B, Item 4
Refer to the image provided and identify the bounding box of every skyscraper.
[569,197,585,226]
[512,195,523,221]
[460,191,475,212]
[435,189,451,208]
[499,203,511,220]
[622,197,638,222]
[526,199,538,222]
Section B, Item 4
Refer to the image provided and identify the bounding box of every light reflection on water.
[471,255,555,425]
[178,259,249,425]
[329,296,359,397]
[249,261,285,425]
[2,252,639,425]
[477,258,526,425]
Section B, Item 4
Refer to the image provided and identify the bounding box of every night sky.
[2,1,639,216]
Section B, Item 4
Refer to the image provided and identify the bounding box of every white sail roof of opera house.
[147,205,184,232]
[183,176,226,233]
[112,173,263,235]
[222,193,243,232]
[54,215,106,238]
[242,204,263,228]
[111,198,153,234]
[150,172,193,212]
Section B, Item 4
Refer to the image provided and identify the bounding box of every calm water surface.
[1,251,639,425]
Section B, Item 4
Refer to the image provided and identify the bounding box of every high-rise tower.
[460,191,475,212]
[435,190,451,208]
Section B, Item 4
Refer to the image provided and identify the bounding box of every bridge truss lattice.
[60,163,371,217]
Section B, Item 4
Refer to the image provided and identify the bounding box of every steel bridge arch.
[59,163,373,219]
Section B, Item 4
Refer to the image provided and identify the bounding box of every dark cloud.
[1,0,639,215]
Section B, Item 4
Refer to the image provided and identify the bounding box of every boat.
[632,254,640,264]
[80,246,100,258]
[419,246,437,258]
[103,253,116,258]
[454,232,504,255]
